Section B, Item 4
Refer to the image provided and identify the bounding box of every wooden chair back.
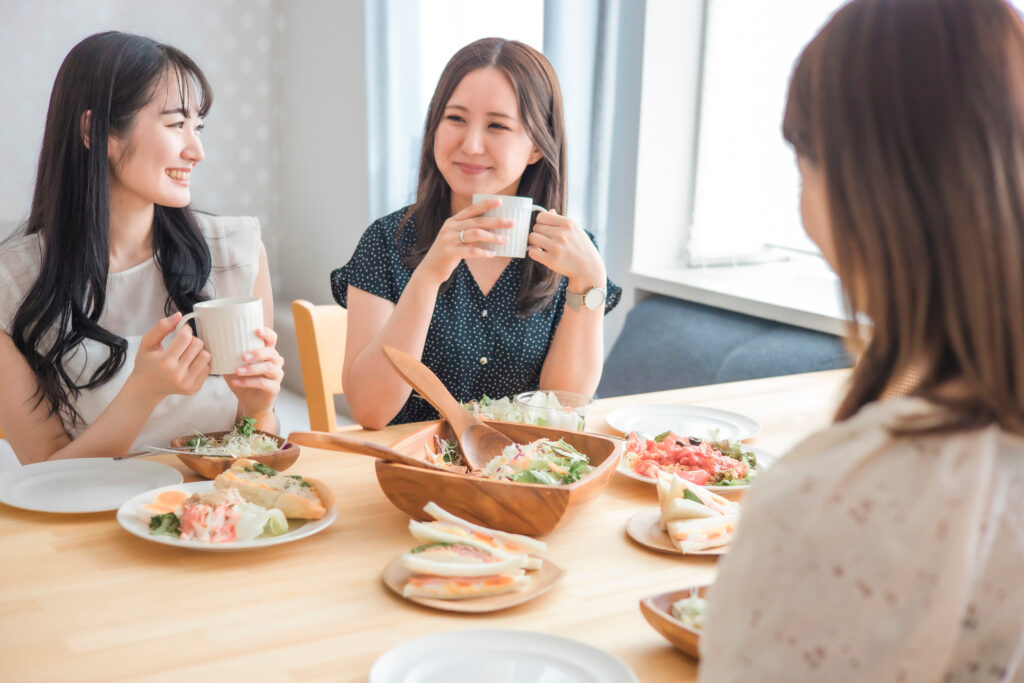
[291,299,351,433]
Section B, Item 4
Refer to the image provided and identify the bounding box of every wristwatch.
[566,286,606,311]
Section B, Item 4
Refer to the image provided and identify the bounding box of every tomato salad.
[624,431,758,486]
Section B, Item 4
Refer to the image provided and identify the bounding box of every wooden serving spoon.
[287,431,455,472]
[380,345,515,471]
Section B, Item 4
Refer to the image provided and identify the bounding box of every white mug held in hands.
[174,297,264,375]
[473,194,547,258]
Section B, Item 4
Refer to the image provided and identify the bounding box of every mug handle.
[175,312,198,333]
[531,204,548,213]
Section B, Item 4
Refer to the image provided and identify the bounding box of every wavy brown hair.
[784,0,1024,432]
[399,38,567,316]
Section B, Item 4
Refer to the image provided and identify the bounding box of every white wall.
[277,0,369,306]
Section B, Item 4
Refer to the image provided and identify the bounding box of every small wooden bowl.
[375,420,623,536]
[639,585,710,658]
[169,431,300,480]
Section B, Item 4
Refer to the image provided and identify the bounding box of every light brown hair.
[783,0,1024,432]
[400,38,567,316]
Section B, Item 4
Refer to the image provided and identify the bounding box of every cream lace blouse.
[700,397,1024,682]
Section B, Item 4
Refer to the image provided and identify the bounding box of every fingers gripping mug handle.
[175,312,198,333]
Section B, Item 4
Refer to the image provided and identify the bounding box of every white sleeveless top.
[0,214,262,453]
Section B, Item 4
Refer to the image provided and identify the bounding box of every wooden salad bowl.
[639,585,711,659]
[169,430,300,479]
[376,420,623,536]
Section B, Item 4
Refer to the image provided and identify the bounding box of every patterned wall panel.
[0,0,284,277]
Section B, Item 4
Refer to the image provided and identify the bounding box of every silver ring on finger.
[459,229,467,244]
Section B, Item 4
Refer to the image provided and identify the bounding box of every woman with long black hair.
[0,32,284,465]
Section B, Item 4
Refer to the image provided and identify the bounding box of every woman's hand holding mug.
[527,210,607,292]
[225,327,284,420]
[128,312,211,403]
[418,198,512,286]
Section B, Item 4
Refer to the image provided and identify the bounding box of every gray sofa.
[597,295,851,397]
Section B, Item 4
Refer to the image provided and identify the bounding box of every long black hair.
[400,38,567,316]
[11,31,213,428]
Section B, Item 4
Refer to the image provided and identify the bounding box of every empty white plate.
[604,405,760,441]
[370,629,637,683]
[0,458,183,513]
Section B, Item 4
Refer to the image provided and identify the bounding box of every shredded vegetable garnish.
[185,418,279,458]
[670,589,707,630]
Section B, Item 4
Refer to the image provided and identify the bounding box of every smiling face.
[107,70,205,211]
[433,67,541,213]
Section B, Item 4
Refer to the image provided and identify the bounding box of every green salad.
[481,438,594,485]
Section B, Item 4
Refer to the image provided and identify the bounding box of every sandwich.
[411,502,548,570]
[400,542,531,599]
[213,459,333,519]
[666,514,739,553]
[399,502,544,600]
[401,542,528,577]
[656,471,738,529]
[403,573,530,600]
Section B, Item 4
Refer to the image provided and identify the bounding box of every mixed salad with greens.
[481,438,594,485]
[183,417,280,458]
[463,392,588,431]
[426,436,595,485]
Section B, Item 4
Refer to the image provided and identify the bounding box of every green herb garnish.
[252,462,278,477]
[683,489,704,504]
[148,512,180,537]
[236,416,257,438]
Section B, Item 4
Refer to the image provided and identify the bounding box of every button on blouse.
[330,207,621,425]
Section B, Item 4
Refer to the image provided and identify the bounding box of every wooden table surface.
[0,369,848,682]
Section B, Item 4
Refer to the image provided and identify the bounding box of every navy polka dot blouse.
[330,207,621,425]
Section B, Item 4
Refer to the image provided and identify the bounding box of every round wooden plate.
[625,508,727,557]
[381,556,565,613]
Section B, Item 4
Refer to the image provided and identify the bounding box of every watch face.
[584,288,605,310]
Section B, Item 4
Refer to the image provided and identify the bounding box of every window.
[687,0,846,265]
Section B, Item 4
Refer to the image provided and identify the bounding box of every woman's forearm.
[344,271,442,428]
[45,377,163,461]
[539,305,605,396]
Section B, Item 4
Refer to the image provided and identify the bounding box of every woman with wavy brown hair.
[332,38,619,428]
[701,0,1024,680]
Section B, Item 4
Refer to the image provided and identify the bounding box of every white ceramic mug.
[174,297,264,375]
[473,194,548,258]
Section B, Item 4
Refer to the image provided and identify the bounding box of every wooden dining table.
[0,369,848,682]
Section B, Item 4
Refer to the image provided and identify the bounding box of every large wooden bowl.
[169,431,300,480]
[375,420,623,536]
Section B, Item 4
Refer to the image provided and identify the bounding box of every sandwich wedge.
[213,458,332,520]
[666,514,739,553]
[418,502,547,569]
[401,542,528,577]
[403,572,530,600]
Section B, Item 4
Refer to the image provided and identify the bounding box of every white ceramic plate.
[604,404,760,441]
[617,445,777,491]
[370,629,638,683]
[116,481,337,551]
[0,458,183,513]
